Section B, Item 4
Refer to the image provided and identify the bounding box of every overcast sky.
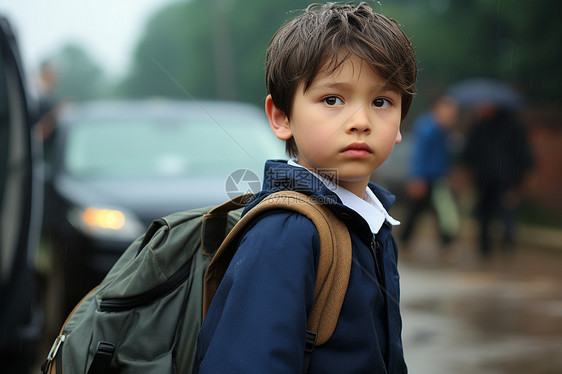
[0,0,173,79]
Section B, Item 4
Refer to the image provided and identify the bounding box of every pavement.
[517,223,562,252]
[400,255,562,374]
[394,211,562,374]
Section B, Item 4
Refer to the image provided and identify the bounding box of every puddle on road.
[408,290,562,338]
[400,249,562,374]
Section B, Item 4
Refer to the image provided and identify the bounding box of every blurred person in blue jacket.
[400,94,460,250]
[194,3,417,373]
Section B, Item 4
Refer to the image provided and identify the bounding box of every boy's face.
[267,54,402,195]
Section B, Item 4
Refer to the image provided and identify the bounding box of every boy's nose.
[346,104,372,134]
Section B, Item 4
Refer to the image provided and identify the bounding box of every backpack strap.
[86,341,115,374]
[203,190,352,346]
[201,193,254,256]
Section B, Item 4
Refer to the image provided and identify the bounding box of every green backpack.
[41,191,352,374]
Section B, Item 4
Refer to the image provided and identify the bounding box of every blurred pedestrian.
[461,104,533,258]
[400,94,460,251]
[33,60,60,141]
[31,60,64,340]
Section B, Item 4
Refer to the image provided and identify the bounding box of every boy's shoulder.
[242,207,320,247]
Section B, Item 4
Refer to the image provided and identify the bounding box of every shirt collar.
[287,160,400,234]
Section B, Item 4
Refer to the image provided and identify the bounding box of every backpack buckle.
[304,330,317,353]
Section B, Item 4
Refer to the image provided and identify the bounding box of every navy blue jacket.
[195,160,407,373]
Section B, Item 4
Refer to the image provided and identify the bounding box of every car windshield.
[64,115,284,179]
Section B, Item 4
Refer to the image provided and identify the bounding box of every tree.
[116,1,218,100]
[117,0,562,107]
[382,0,562,107]
[48,44,107,102]
[117,0,312,105]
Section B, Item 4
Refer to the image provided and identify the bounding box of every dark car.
[41,99,285,328]
[0,15,43,373]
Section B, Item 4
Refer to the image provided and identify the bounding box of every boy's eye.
[373,98,391,108]
[323,96,342,106]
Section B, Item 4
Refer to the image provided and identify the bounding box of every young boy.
[195,3,416,373]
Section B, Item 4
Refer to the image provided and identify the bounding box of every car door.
[0,15,43,373]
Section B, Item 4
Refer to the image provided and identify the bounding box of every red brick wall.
[524,109,562,213]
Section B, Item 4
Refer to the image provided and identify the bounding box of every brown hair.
[265,2,417,157]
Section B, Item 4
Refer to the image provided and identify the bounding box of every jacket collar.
[243,160,397,241]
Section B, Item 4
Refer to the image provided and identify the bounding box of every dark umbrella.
[447,78,523,108]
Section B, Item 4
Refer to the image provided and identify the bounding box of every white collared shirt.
[287,160,400,234]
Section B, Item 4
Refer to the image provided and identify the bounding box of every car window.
[64,115,283,179]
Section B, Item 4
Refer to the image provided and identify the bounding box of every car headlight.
[68,206,145,241]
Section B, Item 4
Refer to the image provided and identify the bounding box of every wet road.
[399,244,562,374]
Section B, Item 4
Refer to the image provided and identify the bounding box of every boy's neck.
[289,159,369,199]
[336,179,369,199]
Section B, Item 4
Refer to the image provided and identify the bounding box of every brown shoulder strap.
[200,193,254,257]
[202,191,351,345]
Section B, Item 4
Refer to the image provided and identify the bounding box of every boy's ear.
[265,95,292,140]
[395,129,402,144]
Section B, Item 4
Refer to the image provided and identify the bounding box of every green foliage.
[385,0,562,106]
[117,0,313,105]
[115,1,215,100]
[115,0,562,108]
[49,44,105,102]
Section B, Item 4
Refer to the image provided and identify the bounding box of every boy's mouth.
[341,142,373,157]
